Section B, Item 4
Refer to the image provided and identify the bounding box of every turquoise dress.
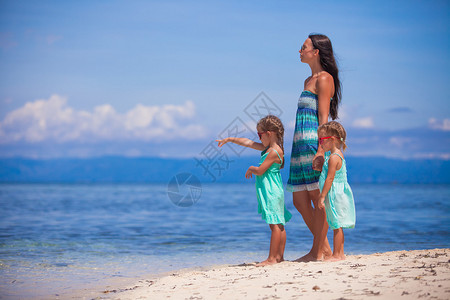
[255,148,292,225]
[287,91,322,192]
[319,153,356,230]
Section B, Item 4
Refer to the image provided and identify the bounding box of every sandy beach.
[93,248,450,300]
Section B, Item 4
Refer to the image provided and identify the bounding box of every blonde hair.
[318,121,347,151]
[257,115,285,168]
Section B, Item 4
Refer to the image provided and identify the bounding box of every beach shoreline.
[89,248,450,300]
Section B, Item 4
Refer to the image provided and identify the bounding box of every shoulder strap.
[329,152,344,161]
[269,149,283,164]
[328,153,344,171]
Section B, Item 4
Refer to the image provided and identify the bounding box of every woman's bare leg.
[293,190,331,261]
[293,191,314,233]
[309,188,330,260]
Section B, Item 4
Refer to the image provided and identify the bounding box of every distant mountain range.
[0,156,449,184]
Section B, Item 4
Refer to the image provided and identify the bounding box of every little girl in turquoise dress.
[216,115,292,266]
[317,121,355,261]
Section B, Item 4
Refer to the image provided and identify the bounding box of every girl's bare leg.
[279,225,287,262]
[326,228,346,261]
[294,190,332,261]
[257,224,284,266]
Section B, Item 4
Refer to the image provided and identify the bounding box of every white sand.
[98,248,449,300]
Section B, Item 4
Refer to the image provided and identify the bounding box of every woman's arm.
[316,73,333,126]
[317,155,340,209]
[216,137,266,151]
[313,73,334,170]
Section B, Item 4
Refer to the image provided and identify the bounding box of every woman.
[286,33,341,261]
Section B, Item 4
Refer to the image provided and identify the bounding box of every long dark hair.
[309,33,341,120]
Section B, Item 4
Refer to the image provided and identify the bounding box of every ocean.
[0,183,449,298]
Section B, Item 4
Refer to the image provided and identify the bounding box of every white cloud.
[428,118,450,131]
[410,153,450,160]
[337,104,349,121]
[352,117,374,129]
[0,95,208,144]
[389,137,413,147]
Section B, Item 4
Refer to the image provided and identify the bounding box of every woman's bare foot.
[324,254,346,262]
[323,248,333,260]
[294,252,323,262]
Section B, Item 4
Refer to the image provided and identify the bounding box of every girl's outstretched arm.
[216,137,265,151]
[317,155,341,209]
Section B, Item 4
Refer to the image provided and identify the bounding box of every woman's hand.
[245,168,253,179]
[312,153,324,171]
[215,138,229,147]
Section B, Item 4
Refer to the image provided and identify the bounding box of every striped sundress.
[287,90,322,192]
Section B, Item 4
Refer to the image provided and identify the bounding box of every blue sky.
[0,0,449,159]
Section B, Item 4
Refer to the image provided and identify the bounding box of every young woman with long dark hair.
[286,33,341,261]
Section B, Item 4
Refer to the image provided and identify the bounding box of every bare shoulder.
[268,146,283,163]
[329,153,341,163]
[328,153,343,169]
[274,144,284,157]
[317,71,333,86]
[316,71,334,97]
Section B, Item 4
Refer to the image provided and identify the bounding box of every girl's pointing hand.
[215,138,228,147]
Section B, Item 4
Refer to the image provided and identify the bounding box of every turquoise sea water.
[0,183,449,298]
